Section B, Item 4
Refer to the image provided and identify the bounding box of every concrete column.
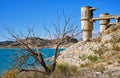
[116,17,119,24]
[99,13,110,33]
[81,6,96,41]
[82,30,92,41]
[116,19,119,23]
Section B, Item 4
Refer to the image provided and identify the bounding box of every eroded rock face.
[57,24,120,77]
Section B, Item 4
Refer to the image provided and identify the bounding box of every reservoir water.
[0,48,64,75]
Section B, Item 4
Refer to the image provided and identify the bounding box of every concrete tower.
[81,6,96,41]
[99,13,110,33]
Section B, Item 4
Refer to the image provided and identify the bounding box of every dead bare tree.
[6,27,52,74]
[44,12,81,72]
[6,12,81,77]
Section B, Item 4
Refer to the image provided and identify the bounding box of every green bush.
[87,55,98,62]
[56,63,69,73]
[93,48,105,57]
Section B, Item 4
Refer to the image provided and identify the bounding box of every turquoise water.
[0,48,64,75]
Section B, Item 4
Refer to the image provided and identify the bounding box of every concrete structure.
[81,6,120,41]
[81,6,96,41]
[99,13,110,33]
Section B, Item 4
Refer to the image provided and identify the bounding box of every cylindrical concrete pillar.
[82,30,92,41]
[99,13,110,33]
[116,18,119,24]
[81,20,93,30]
[81,6,96,41]
[81,6,92,20]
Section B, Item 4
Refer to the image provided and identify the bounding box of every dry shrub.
[2,69,17,78]
[2,69,39,78]
[112,44,120,51]
[50,63,79,78]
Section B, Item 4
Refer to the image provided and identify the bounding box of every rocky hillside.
[0,36,78,48]
[57,23,120,78]
[0,41,15,47]
[9,37,51,48]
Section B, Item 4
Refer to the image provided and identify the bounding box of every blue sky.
[0,0,120,41]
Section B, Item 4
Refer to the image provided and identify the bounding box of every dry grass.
[103,23,120,35]
[112,44,120,51]
[2,69,17,78]
[1,69,39,78]
[51,63,79,78]
[1,63,80,78]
